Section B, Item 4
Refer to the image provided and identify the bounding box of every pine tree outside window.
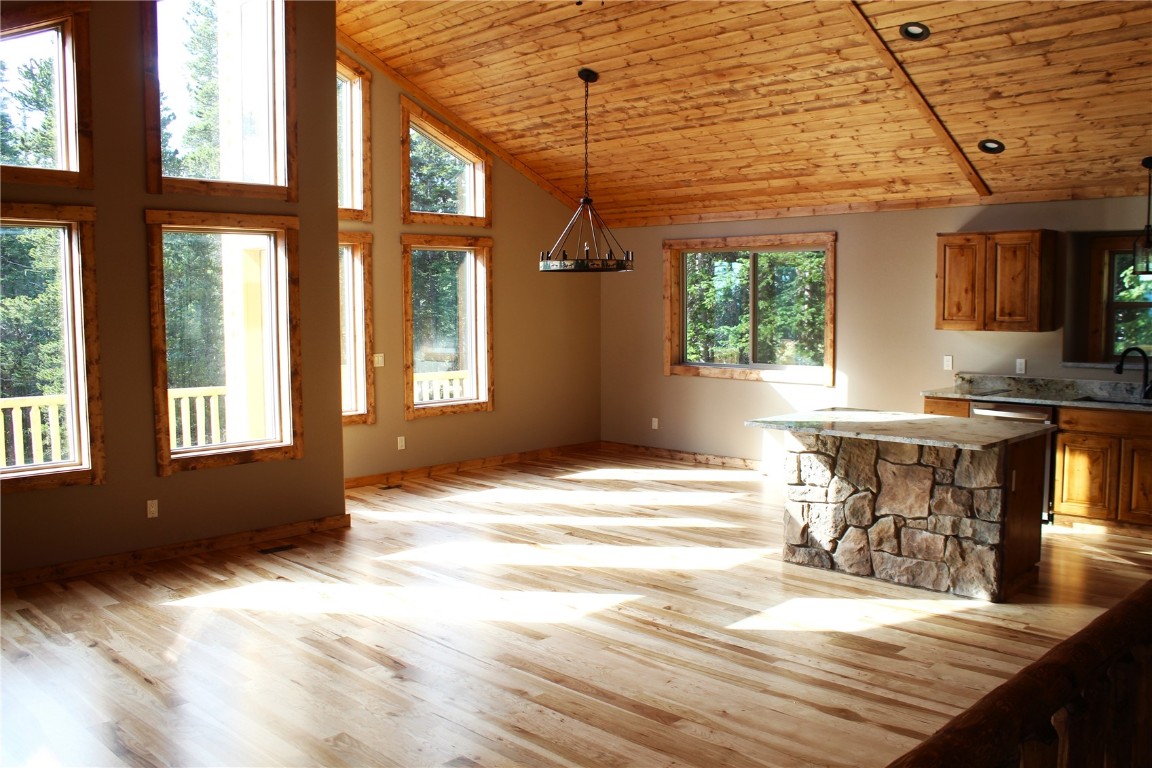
[0,203,104,490]
[0,4,93,187]
[401,96,491,228]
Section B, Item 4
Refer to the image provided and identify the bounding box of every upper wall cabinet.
[936,230,1056,332]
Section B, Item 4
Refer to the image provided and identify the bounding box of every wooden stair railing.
[887,578,1152,768]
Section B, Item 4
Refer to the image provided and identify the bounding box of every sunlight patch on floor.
[380,542,778,570]
[442,488,745,507]
[353,509,739,528]
[165,582,639,623]
[560,468,764,482]
[728,597,977,632]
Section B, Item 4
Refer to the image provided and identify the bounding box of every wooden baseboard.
[1,513,351,590]
[344,440,761,489]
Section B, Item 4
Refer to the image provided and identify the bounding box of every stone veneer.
[783,433,1008,600]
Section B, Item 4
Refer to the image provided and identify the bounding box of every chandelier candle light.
[539,68,635,273]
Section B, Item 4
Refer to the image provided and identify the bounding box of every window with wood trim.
[339,231,374,425]
[337,51,371,221]
[401,96,491,228]
[1087,236,1152,359]
[402,234,493,420]
[0,2,93,188]
[146,210,302,475]
[664,233,836,386]
[0,203,104,491]
[142,0,296,200]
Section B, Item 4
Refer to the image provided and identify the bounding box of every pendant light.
[539,68,634,273]
[1134,156,1152,276]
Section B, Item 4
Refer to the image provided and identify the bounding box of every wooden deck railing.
[414,370,468,403]
[887,578,1152,768]
[1,394,69,467]
[168,386,227,449]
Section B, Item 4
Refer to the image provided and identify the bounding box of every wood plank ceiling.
[337,1,1152,227]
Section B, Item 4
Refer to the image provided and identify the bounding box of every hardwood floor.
[4,446,1151,767]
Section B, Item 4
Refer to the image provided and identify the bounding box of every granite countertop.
[922,373,1151,412]
[745,408,1056,451]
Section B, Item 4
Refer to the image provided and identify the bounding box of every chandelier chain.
[583,78,590,199]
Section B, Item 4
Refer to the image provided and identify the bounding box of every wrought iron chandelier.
[1134,156,1152,276]
[539,68,634,273]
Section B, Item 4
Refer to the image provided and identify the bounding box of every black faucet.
[1115,347,1152,399]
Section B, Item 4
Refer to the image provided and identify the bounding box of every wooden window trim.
[337,51,372,222]
[400,96,492,228]
[339,231,375,425]
[146,209,303,476]
[401,233,494,420]
[0,2,94,189]
[141,0,298,201]
[0,202,105,492]
[663,232,836,387]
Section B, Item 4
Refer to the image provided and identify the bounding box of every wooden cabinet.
[923,396,970,417]
[935,230,1056,331]
[1054,407,1152,525]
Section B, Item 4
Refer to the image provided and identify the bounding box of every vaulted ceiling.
[336,0,1152,227]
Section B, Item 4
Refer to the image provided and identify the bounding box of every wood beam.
[843,1,993,197]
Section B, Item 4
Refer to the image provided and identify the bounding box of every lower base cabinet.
[1054,408,1152,525]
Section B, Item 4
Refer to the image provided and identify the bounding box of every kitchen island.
[746,409,1056,601]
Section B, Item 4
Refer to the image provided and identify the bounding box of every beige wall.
[337,48,602,480]
[1,2,346,573]
[600,197,1145,498]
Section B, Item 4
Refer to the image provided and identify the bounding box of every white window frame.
[0,202,104,491]
[664,233,836,387]
[339,231,375,425]
[141,0,297,200]
[0,3,93,188]
[401,96,491,228]
[146,210,303,476]
[337,51,371,221]
[401,234,494,420]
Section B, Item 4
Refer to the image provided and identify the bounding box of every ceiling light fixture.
[977,139,1006,155]
[899,22,931,41]
[1134,156,1152,276]
[539,68,634,273]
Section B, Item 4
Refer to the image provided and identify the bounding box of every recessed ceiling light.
[978,139,1006,155]
[899,22,931,41]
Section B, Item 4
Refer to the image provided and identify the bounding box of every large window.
[337,51,371,221]
[664,233,836,386]
[339,232,374,425]
[1088,236,1152,359]
[401,96,491,228]
[143,0,296,199]
[0,3,93,187]
[402,234,493,419]
[147,210,302,475]
[1,203,104,491]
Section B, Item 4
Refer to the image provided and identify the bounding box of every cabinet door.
[1054,432,1119,519]
[1119,438,1152,525]
[923,397,970,417]
[984,231,1052,332]
[936,235,983,330]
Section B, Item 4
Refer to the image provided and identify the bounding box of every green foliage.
[684,250,826,367]
[163,232,225,388]
[410,249,465,372]
[0,55,58,168]
[162,0,220,179]
[0,225,66,398]
[1110,253,1152,355]
[409,128,469,214]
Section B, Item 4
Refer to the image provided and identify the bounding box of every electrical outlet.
[146,499,159,518]
[397,436,406,450]
[1016,358,1027,374]
[943,355,953,371]
[651,417,659,430]
[372,353,385,367]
